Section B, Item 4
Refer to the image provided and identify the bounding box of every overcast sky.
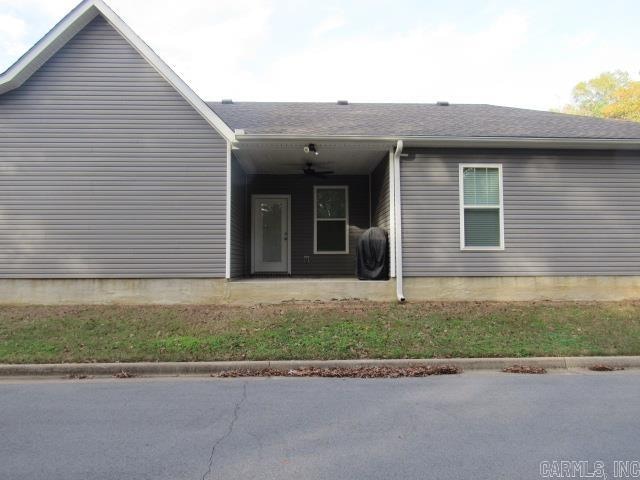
[1,0,638,111]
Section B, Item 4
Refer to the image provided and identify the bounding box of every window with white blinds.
[459,165,504,250]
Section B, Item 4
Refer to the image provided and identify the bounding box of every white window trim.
[313,185,349,254]
[459,163,505,251]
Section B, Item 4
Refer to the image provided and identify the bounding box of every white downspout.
[388,148,396,278]
[393,140,405,302]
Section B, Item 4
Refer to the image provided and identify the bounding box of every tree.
[602,82,640,121]
[561,70,640,121]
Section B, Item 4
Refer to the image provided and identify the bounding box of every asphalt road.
[1,371,639,480]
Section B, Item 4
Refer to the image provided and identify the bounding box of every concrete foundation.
[1,276,639,305]
[404,276,640,301]
[0,279,229,305]
[0,278,395,306]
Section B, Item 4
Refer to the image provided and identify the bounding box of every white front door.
[252,196,290,273]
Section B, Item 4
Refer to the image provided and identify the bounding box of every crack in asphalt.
[201,382,247,480]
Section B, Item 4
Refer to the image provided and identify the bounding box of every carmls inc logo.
[540,460,640,479]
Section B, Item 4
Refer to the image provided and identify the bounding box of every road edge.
[0,356,638,377]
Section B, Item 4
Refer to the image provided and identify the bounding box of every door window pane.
[261,202,282,262]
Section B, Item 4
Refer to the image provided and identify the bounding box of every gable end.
[0,0,234,141]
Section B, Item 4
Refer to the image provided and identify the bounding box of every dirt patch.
[588,364,625,372]
[113,370,136,379]
[213,364,461,378]
[502,364,547,374]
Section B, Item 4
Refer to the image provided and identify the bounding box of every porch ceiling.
[232,141,389,175]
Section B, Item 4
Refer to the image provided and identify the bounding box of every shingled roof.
[208,101,640,140]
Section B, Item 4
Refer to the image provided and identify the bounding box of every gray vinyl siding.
[0,15,227,278]
[401,149,640,276]
[370,155,390,232]
[246,175,369,275]
[230,155,247,278]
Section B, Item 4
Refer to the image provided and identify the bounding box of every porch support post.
[225,141,232,279]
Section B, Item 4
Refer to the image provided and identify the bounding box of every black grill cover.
[356,227,389,280]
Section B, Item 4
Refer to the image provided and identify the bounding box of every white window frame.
[313,185,349,254]
[459,164,505,251]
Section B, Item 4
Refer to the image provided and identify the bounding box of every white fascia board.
[235,134,640,150]
[0,0,235,143]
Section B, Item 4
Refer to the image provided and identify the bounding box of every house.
[2,0,640,305]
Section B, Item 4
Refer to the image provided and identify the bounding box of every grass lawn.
[1,301,640,364]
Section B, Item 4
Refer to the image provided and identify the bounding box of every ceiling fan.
[303,162,334,177]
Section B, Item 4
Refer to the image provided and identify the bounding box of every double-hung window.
[459,164,504,250]
[314,186,349,254]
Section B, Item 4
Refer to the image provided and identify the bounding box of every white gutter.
[234,134,640,150]
[392,140,405,302]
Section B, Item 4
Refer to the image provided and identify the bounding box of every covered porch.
[229,141,395,279]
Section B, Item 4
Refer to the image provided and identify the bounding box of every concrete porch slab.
[225,278,395,305]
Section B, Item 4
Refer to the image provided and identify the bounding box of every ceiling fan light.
[304,143,318,155]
